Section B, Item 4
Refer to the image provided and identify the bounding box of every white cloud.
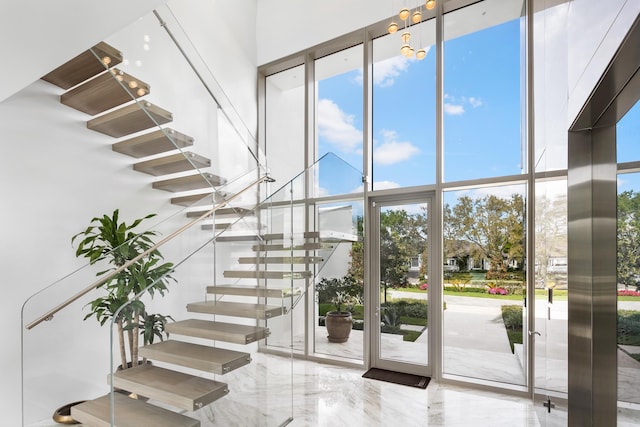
[373,130,420,165]
[444,103,465,115]
[468,97,483,108]
[371,56,411,87]
[374,181,401,190]
[317,98,362,153]
[350,180,400,193]
[443,94,484,115]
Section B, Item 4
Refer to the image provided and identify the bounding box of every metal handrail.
[25,174,273,330]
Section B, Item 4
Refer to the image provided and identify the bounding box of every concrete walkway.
[314,290,640,400]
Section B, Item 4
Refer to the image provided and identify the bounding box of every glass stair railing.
[22,152,364,426]
[24,3,365,423]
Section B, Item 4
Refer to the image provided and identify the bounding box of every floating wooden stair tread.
[222,270,313,280]
[187,207,253,218]
[70,392,200,427]
[238,256,323,264]
[252,242,329,252]
[87,101,172,138]
[167,319,269,344]
[187,300,284,319]
[139,340,251,375]
[134,152,211,176]
[215,234,262,242]
[42,42,123,89]
[262,232,320,240]
[111,364,228,412]
[113,128,194,158]
[206,285,299,298]
[260,231,358,242]
[60,69,149,115]
[153,173,226,192]
[201,222,234,231]
[171,191,225,207]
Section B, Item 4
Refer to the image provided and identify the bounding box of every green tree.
[445,194,525,275]
[618,190,640,288]
[348,215,364,284]
[534,192,567,285]
[380,209,412,289]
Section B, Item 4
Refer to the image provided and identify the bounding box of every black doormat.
[362,368,431,389]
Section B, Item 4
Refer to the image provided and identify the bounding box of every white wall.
[1,1,260,424]
[256,0,392,66]
[169,0,259,139]
[1,79,185,424]
[0,0,167,103]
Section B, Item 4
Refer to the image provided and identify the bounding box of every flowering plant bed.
[618,290,640,297]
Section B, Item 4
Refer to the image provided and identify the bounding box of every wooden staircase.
[39,41,359,426]
[40,41,270,427]
[42,41,227,207]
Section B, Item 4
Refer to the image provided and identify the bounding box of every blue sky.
[316,17,522,193]
[617,101,640,194]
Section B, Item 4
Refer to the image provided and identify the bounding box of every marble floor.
[30,350,640,426]
[29,294,640,426]
[30,353,538,427]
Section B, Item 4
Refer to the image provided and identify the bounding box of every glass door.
[534,180,569,425]
[369,193,431,375]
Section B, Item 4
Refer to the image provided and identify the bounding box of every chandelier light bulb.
[416,48,427,60]
[401,31,411,43]
[388,22,399,34]
[426,0,436,10]
[412,10,422,24]
[399,8,410,21]
[128,80,138,89]
[137,88,146,96]
[102,56,112,66]
[400,43,411,56]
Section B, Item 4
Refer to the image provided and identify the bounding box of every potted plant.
[316,274,363,343]
[72,209,175,371]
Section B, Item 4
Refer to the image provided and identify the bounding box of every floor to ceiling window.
[442,183,527,385]
[265,64,306,186]
[371,17,436,189]
[313,45,366,361]
[443,0,525,182]
[259,0,552,396]
[616,99,640,416]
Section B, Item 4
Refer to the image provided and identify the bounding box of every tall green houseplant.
[72,209,175,370]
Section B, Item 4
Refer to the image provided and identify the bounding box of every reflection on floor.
[30,350,640,426]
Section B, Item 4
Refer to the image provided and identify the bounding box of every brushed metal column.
[567,126,617,426]
[567,13,640,426]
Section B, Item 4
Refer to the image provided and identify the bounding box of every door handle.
[528,331,541,337]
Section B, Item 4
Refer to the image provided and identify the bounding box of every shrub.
[419,283,428,290]
[618,310,640,345]
[444,285,486,294]
[501,305,523,330]
[382,299,428,319]
[316,275,363,312]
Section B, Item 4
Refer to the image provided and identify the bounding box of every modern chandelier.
[387,0,436,60]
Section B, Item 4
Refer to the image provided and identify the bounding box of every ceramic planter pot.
[325,311,353,343]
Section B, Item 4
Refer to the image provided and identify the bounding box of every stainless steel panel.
[567,124,617,426]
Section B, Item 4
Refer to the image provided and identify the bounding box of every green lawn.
[391,287,576,301]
